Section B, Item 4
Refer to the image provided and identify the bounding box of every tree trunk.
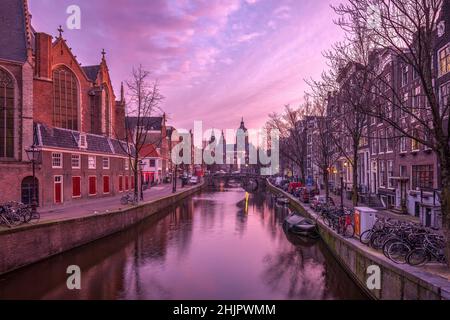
[134,155,139,202]
[438,149,450,267]
[352,149,359,207]
[323,168,330,204]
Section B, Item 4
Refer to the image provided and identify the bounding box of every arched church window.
[0,68,14,158]
[53,66,79,130]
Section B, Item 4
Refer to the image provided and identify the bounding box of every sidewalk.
[328,193,420,223]
[36,180,194,224]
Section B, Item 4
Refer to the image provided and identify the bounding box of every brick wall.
[38,150,134,207]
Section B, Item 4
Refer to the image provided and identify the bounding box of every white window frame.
[102,157,110,170]
[411,130,420,152]
[438,44,450,77]
[88,156,96,169]
[401,65,409,86]
[52,152,63,169]
[400,136,407,153]
[79,134,88,149]
[387,160,394,188]
[379,160,386,188]
[71,154,81,169]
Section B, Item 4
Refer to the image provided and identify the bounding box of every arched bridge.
[205,172,266,193]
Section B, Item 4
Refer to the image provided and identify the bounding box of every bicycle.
[406,235,446,266]
[120,193,137,205]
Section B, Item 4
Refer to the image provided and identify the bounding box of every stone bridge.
[205,173,266,193]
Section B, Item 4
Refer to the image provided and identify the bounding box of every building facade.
[0,0,131,208]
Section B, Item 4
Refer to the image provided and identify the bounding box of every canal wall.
[267,182,450,300]
[0,183,205,276]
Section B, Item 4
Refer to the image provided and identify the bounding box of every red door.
[54,176,63,204]
[72,177,81,197]
[89,176,97,195]
[119,176,123,192]
[103,176,110,194]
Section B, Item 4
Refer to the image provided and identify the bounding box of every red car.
[288,182,303,194]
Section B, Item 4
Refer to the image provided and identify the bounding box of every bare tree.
[306,95,341,204]
[308,34,372,206]
[266,104,308,182]
[333,0,450,263]
[117,65,164,203]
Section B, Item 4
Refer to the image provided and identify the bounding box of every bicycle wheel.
[387,242,411,264]
[407,248,429,266]
[382,237,401,258]
[360,230,373,245]
[343,224,355,238]
[21,208,32,223]
[120,196,128,205]
[370,231,387,250]
[29,211,40,224]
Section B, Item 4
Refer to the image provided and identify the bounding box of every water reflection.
[0,188,366,300]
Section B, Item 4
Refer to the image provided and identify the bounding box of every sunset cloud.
[28,0,344,130]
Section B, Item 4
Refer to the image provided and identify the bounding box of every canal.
[0,187,367,300]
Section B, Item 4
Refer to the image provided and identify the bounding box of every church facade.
[0,0,132,208]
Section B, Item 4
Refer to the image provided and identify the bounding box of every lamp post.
[25,145,42,215]
[139,160,145,201]
[166,127,177,193]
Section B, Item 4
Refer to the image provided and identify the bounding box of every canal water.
[0,188,367,300]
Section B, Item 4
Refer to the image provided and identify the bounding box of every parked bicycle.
[0,201,36,228]
[359,217,445,266]
[120,193,137,205]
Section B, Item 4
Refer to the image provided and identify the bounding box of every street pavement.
[37,180,195,224]
[328,193,420,223]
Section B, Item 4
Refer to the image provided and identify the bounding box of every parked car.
[189,176,199,185]
[288,182,303,194]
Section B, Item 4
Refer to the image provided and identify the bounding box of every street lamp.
[25,145,42,215]
[139,160,145,201]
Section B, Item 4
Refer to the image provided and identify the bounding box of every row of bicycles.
[312,200,446,266]
[359,218,446,266]
[0,201,40,228]
[312,202,356,239]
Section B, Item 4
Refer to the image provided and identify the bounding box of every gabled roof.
[126,117,163,131]
[139,144,161,158]
[0,0,29,62]
[82,65,100,82]
[36,123,133,156]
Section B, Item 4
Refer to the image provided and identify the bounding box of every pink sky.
[29,0,344,130]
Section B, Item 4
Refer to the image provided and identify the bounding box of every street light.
[139,160,145,201]
[25,145,42,215]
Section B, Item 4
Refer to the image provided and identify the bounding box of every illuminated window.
[439,45,450,76]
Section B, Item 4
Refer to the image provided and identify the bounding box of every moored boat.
[283,213,319,238]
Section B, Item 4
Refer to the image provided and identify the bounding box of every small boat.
[283,213,319,238]
[276,197,290,205]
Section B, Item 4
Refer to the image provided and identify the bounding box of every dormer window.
[79,134,87,149]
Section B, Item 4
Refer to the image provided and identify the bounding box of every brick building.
[0,0,131,208]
